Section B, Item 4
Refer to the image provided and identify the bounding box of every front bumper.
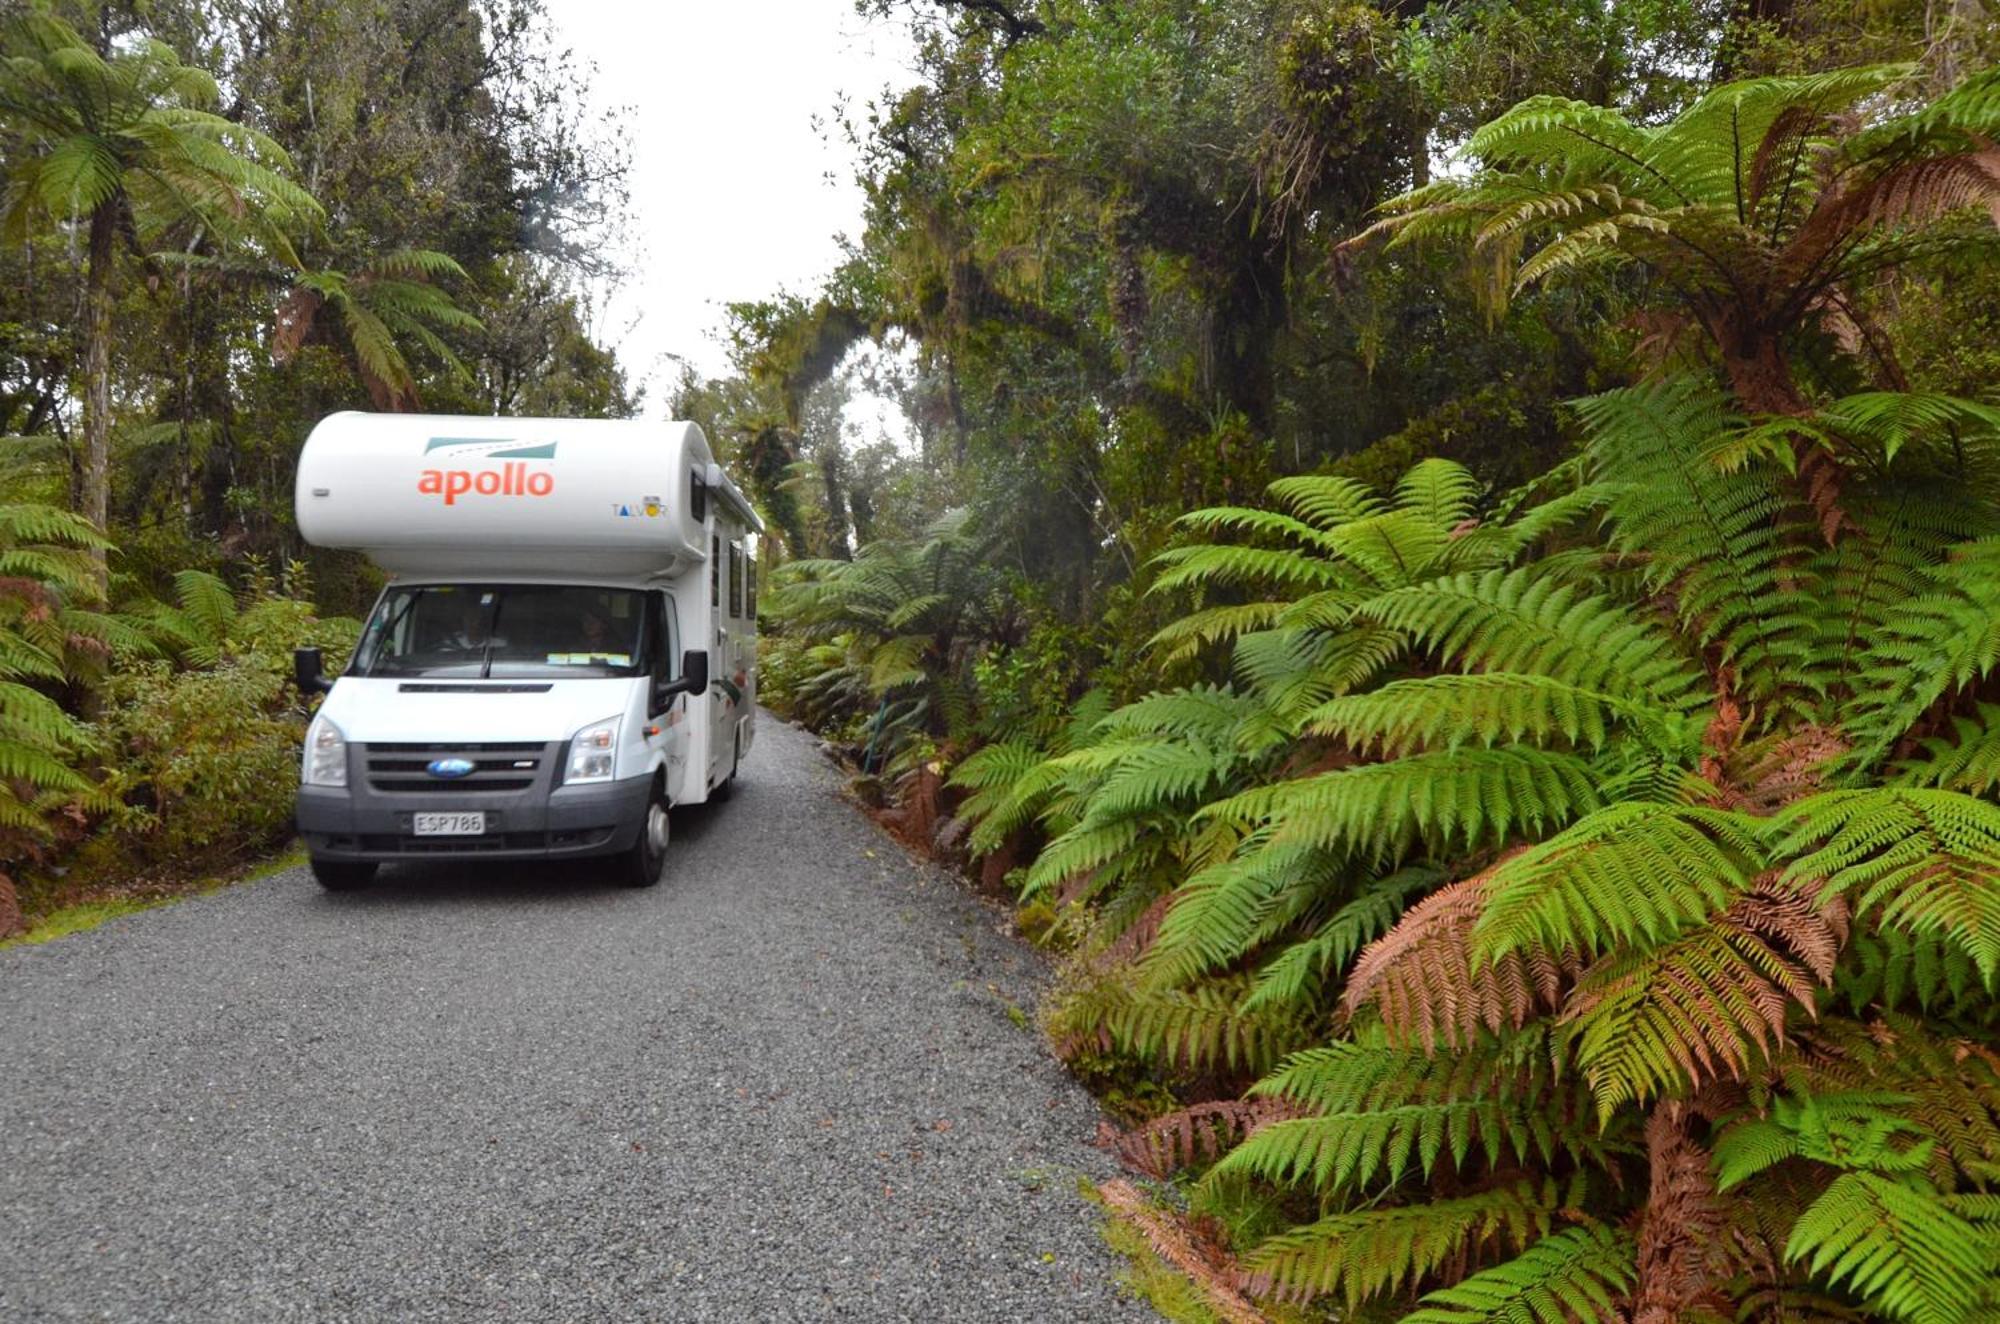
[297,771,653,863]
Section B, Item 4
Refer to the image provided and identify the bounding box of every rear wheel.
[617,781,669,888]
[311,858,377,891]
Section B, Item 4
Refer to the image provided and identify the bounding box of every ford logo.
[426,758,476,779]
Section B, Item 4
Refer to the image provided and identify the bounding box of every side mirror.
[293,646,334,695]
[653,649,710,708]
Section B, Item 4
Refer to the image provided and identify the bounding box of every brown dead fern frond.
[1343,860,1570,1051]
[1114,1097,1306,1180]
[1097,1178,1269,1324]
[1737,724,1852,814]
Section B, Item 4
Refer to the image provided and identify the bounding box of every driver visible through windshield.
[353,584,648,679]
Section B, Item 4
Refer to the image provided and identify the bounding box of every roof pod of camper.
[294,413,762,579]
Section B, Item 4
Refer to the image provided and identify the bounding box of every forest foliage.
[740,1,2000,1320]
[0,0,632,937]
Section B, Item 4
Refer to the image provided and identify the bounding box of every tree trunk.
[81,201,118,586]
[1711,317,1849,539]
[0,872,21,940]
[1717,332,1808,416]
[816,446,853,560]
[1631,1100,1723,1324]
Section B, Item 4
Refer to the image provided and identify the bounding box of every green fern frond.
[1578,379,1818,709]
[1140,842,1340,988]
[1305,671,1695,758]
[1239,1179,1565,1308]
[1399,1225,1636,1324]
[1776,789,2000,979]
[1266,473,1388,529]
[171,569,237,643]
[1054,972,1309,1075]
[1833,930,1993,1017]
[1149,542,1353,595]
[1243,868,1440,1012]
[1021,817,1150,896]
[1395,458,1484,530]
[1786,1171,1998,1324]
[1205,746,1607,863]
[1471,802,1766,964]
[1896,704,2000,794]
[1847,539,2000,767]
[1147,600,1291,659]
[1363,566,1704,711]
[1564,894,1837,1119]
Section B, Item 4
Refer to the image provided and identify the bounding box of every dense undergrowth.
[760,50,2000,1324]
[0,1,631,938]
[3,562,355,937]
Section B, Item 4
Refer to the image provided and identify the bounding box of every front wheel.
[311,857,377,891]
[617,782,669,888]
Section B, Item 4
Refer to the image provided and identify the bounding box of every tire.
[311,857,377,891]
[617,780,669,888]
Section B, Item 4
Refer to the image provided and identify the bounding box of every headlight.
[565,716,622,784]
[304,717,347,787]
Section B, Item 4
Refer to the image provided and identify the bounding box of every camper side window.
[652,591,679,682]
[729,542,744,619]
[747,557,758,619]
[710,535,720,608]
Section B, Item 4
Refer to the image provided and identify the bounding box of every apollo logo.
[418,437,557,505]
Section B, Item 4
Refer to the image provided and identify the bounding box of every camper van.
[290,414,761,891]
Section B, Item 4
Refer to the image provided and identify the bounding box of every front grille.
[361,742,550,795]
[349,827,616,855]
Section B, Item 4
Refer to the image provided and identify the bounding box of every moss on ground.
[3,842,306,950]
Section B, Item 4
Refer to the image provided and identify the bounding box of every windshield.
[353,584,649,679]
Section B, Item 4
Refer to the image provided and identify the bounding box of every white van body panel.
[292,413,760,870]
[295,413,745,577]
[316,676,639,748]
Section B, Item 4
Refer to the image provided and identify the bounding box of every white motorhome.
[290,413,761,890]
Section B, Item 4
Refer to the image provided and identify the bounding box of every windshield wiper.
[361,593,424,676]
[480,591,500,679]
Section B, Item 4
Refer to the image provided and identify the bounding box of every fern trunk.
[1710,318,1807,416]
[1631,1099,1723,1324]
[80,200,117,584]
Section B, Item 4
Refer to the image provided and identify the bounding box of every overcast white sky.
[548,2,919,416]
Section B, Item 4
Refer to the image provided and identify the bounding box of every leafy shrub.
[74,570,359,880]
[90,659,302,865]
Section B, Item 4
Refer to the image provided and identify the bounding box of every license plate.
[413,812,485,836]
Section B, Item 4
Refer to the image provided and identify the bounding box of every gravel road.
[1,716,1157,1323]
